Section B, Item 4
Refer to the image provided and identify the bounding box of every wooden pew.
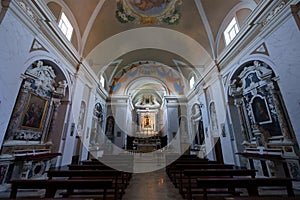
[166,159,219,180]
[81,160,133,172]
[68,163,129,170]
[196,177,295,200]
[183,169,257,199]
[171,163,235,187]
[47,169,125,199]
[10,179,112,199]
[68,164,132,186]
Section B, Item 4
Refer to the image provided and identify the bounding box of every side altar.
[0,61,66,190]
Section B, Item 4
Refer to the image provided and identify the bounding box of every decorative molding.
[193,0,216,59]
[24,60,57,98]
[29,39,49,53]
[80,0,106,56]
[16,0,38,23]
[250,42,269,56]
[262,0,290,27]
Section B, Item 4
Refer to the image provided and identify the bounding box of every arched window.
[224,17,239,45]
[100,75,105,88]
[189,75,195,89]
[58,12,73,40]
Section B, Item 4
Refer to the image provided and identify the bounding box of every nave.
[1,154,300,200]
[1,1,300,200]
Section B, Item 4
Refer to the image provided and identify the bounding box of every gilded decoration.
[116,0,182,25]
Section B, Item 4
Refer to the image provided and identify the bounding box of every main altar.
[130,94,163,152]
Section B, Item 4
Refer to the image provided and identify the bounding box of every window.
[189,76,195,89]
[224,17,239,45]
[100,75,105,88]
[58,12,73,41]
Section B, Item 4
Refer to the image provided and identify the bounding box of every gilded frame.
[20,93,48,131]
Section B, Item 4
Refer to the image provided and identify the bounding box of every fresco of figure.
[130,0,169,11]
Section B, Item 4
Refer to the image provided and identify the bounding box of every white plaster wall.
[210,78,235,164]
[114,105,127,148]
[264,16,300,145]
[80,86,94,161]
[61,73,85,166]
[0,12,34,147]
[198,93,215,160]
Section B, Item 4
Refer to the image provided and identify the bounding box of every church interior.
[0,0,300,199]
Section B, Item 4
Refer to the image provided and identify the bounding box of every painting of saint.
[251,97,271,124]
[21,94,48,130]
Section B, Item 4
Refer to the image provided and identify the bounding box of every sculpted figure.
[135,94,160,108]
[27,61,56,92]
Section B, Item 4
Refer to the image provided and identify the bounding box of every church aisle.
[122,169,183,200]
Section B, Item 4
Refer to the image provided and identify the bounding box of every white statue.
[26,61,56,92]
[135,94,160,108]
[55,80,67,97]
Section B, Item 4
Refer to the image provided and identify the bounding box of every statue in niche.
[192,104,201,119]
[77,102,86,135]
[209,102,218,131]
[135,94,160,108]
[105,117,115,138]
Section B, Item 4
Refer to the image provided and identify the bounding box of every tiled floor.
[122,169,183,200]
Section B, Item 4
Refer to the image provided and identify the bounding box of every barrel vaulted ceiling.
[45,0,260,93]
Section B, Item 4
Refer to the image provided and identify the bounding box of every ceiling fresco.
[116,0,182,25]
[109,61,187,95]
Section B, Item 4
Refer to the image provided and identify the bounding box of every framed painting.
[143,115,152,129]
[251,96,272,125]
[20,93,48,131]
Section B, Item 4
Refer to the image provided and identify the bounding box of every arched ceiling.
[45,0,260,90]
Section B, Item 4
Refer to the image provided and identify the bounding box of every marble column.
[266,83,290,139]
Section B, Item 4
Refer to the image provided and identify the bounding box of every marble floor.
[0,168,299,199]
[122,169,183,200]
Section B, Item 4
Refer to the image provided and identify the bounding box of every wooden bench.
[183,169,257,199]
[166,158,217,176]
[170,163,235,187]
[68,163,130,171]
[67,164,132,185]
[196,177,294,200]
[81,160,134,172]
[10,179,112,199]
[47,169,126,199]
